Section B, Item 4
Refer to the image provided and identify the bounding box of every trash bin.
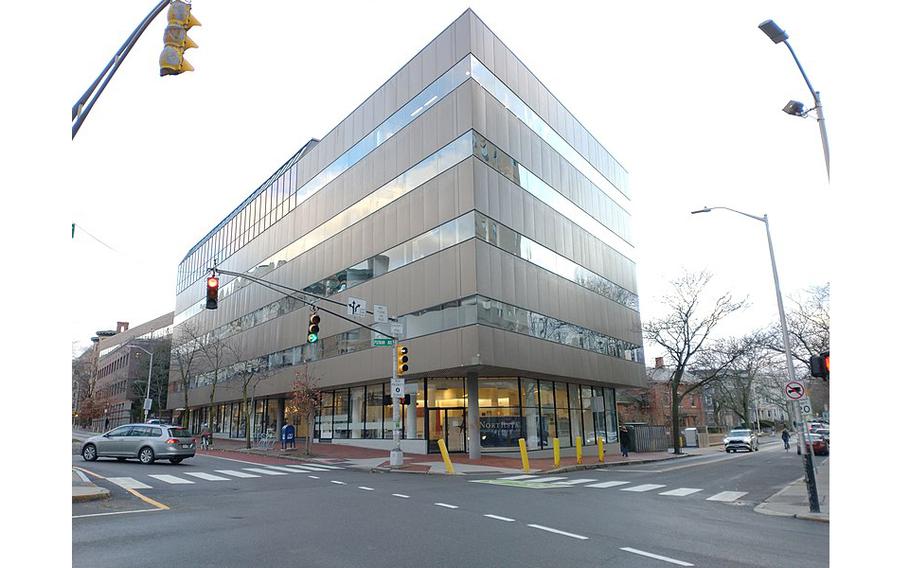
[683,428,698,448]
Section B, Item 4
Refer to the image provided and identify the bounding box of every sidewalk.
[203,435,719,475]
[72,468,109,503]
[755,457,830,522]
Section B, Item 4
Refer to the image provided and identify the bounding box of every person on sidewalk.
[781,428,790,451]
[619,425,630,458]
[201,423,211,451]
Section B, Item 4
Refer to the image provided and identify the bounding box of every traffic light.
[159,0,200,76]
[307,313,320,343]
[396,344,409,374]
[205,276,219,309]
[403,394,411,405]
[809,351,829,380]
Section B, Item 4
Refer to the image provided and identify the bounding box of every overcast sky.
[64,1,897,358]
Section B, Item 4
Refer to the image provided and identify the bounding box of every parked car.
[724,429,759,453]
[81,424,196,464]
[146,418,166,425]
[797,432,829,456]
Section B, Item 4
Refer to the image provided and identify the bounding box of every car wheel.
[82,444,98,462]
[726,449,732,453]
[169,458,183,464]
[139,446,155,465]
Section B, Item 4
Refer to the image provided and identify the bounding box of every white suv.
[724,429,758,453]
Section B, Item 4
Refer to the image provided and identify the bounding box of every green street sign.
[372,338,393,347]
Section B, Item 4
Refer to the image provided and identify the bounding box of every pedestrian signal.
[205,276,219,309]
[160,1,200,76]
[810,351,829,380]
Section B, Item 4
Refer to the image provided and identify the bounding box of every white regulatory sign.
[143,398,153,411]
[373,304,388,323]
[347,297,367,318]
[391,378,405,398]
[798,399,813,416]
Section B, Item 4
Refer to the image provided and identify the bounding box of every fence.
[629,425,671,452]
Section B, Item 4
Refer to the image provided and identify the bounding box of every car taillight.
[166,438,179,445]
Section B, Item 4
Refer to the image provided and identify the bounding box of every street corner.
[72,468,111,503]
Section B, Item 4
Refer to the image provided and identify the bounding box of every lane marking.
[216,470,260,478]
[554,478,598,485]
[73,468,91,483]
[308,475,320,479]
[285,465,330,472]
[706,491,748,502]
[184,472,230,481]
[393,494,410,499]
[358,486,374,491]
[264,465,309,473]
[484,514,515,522]
[620,547,694,566]
[621,484,666,492]
[201,454,298,466]
[73,508,162,519]
[308,463,343,469]
[585,481,630,488]
[148,474,194,485]
[659,488,703,497]
[72,466,168,510]
[330,480,346,485]
[242,468,286,476]
[107,477,152,490]
[527,524,588,540]
[529,476,568,483]
[434,502,459,509]
[498,474,539,480]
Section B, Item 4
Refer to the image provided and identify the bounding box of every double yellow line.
[73,466,170,511]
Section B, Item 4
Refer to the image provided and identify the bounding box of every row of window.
[177,57,474,292]
[178,54,628,297]
[183,294,643,391]
[175,129,636,328]
[98,353,129,379]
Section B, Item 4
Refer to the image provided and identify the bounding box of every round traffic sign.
[784,381,806,400]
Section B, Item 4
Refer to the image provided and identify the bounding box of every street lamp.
[692,205,820,513]
[758,19,830,181]
[128,344,155,422]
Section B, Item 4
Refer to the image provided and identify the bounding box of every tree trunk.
[671,385,682,455]
[244,387,252,450]
[306,412,314,456]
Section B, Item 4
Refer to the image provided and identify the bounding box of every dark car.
[81,424,196,464]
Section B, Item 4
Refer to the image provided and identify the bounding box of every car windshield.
[729,430,751,436]
[168,428,192,438]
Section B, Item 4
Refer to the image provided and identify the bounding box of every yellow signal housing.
[396,345,409,374]
[159,1,200,77]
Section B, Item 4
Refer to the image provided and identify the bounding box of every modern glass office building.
[167,10,645,455]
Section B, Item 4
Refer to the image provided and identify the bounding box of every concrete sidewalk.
[755,457,830,522]
[72,468,109,503]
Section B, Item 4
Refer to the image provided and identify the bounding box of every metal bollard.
[597,437,605,463]
[518,438,531,473]
[553,438,561,468]
[576,436,583,464]
[437,439,455,474]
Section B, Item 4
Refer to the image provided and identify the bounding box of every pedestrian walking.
[201,423,211,451]
[781,428,790,451]
[619,425,631,458]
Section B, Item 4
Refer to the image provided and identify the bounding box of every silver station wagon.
[81,424,196,464]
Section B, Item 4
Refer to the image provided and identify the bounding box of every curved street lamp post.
[692,206,820,513]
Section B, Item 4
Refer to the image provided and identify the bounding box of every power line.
[72,222,119,252]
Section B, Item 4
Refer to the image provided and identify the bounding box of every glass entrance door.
[428,408,466,453]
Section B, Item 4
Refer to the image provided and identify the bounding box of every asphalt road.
[72,440,828,568]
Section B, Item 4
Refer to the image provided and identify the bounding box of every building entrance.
[428,408,466,453]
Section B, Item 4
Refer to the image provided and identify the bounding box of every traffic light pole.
[390,344,404,468]
[72,0,171,139]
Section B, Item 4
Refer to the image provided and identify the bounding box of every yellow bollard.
[576,436,583,464]
[437,439,455,474]
[518,438,531,473]
[553,438,561,468]
[597,437,605,463]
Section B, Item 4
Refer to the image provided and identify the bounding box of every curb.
[752,476,829,523]
[72,488,111,503]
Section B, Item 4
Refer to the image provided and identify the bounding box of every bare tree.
[286,365,321,456]
[763,283,829,372]
[709,332,776,428]
[643,270,748,454]
[170,322,205,428]
[199,332,239,435]
[232,353,273,449]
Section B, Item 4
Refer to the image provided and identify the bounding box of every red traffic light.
[205,276,219,309]
[207,277,219,288]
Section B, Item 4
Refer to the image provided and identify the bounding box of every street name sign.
[784,381,806,400]
[372,337,393,347]
[347,297,367,318]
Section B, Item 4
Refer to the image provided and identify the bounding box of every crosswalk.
[104,462,345,491]
[474,474,750,503]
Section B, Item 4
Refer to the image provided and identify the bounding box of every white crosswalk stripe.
[107,477,152,490]
[498,474,539,481]
[621,484,666,492]
[264,465,309,473]
[584,480,630,488]
[148,474,194,485]
[659,487,703,497]
[553,478,598,485]
[528,476,568,483]
[242,468,286,476]
[706,491,748,502]
[216,470,260,478]
[184,472,230,481]
[285,465,330,472]
[308,463,344,469]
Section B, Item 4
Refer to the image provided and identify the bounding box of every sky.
[63,0,896,360]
